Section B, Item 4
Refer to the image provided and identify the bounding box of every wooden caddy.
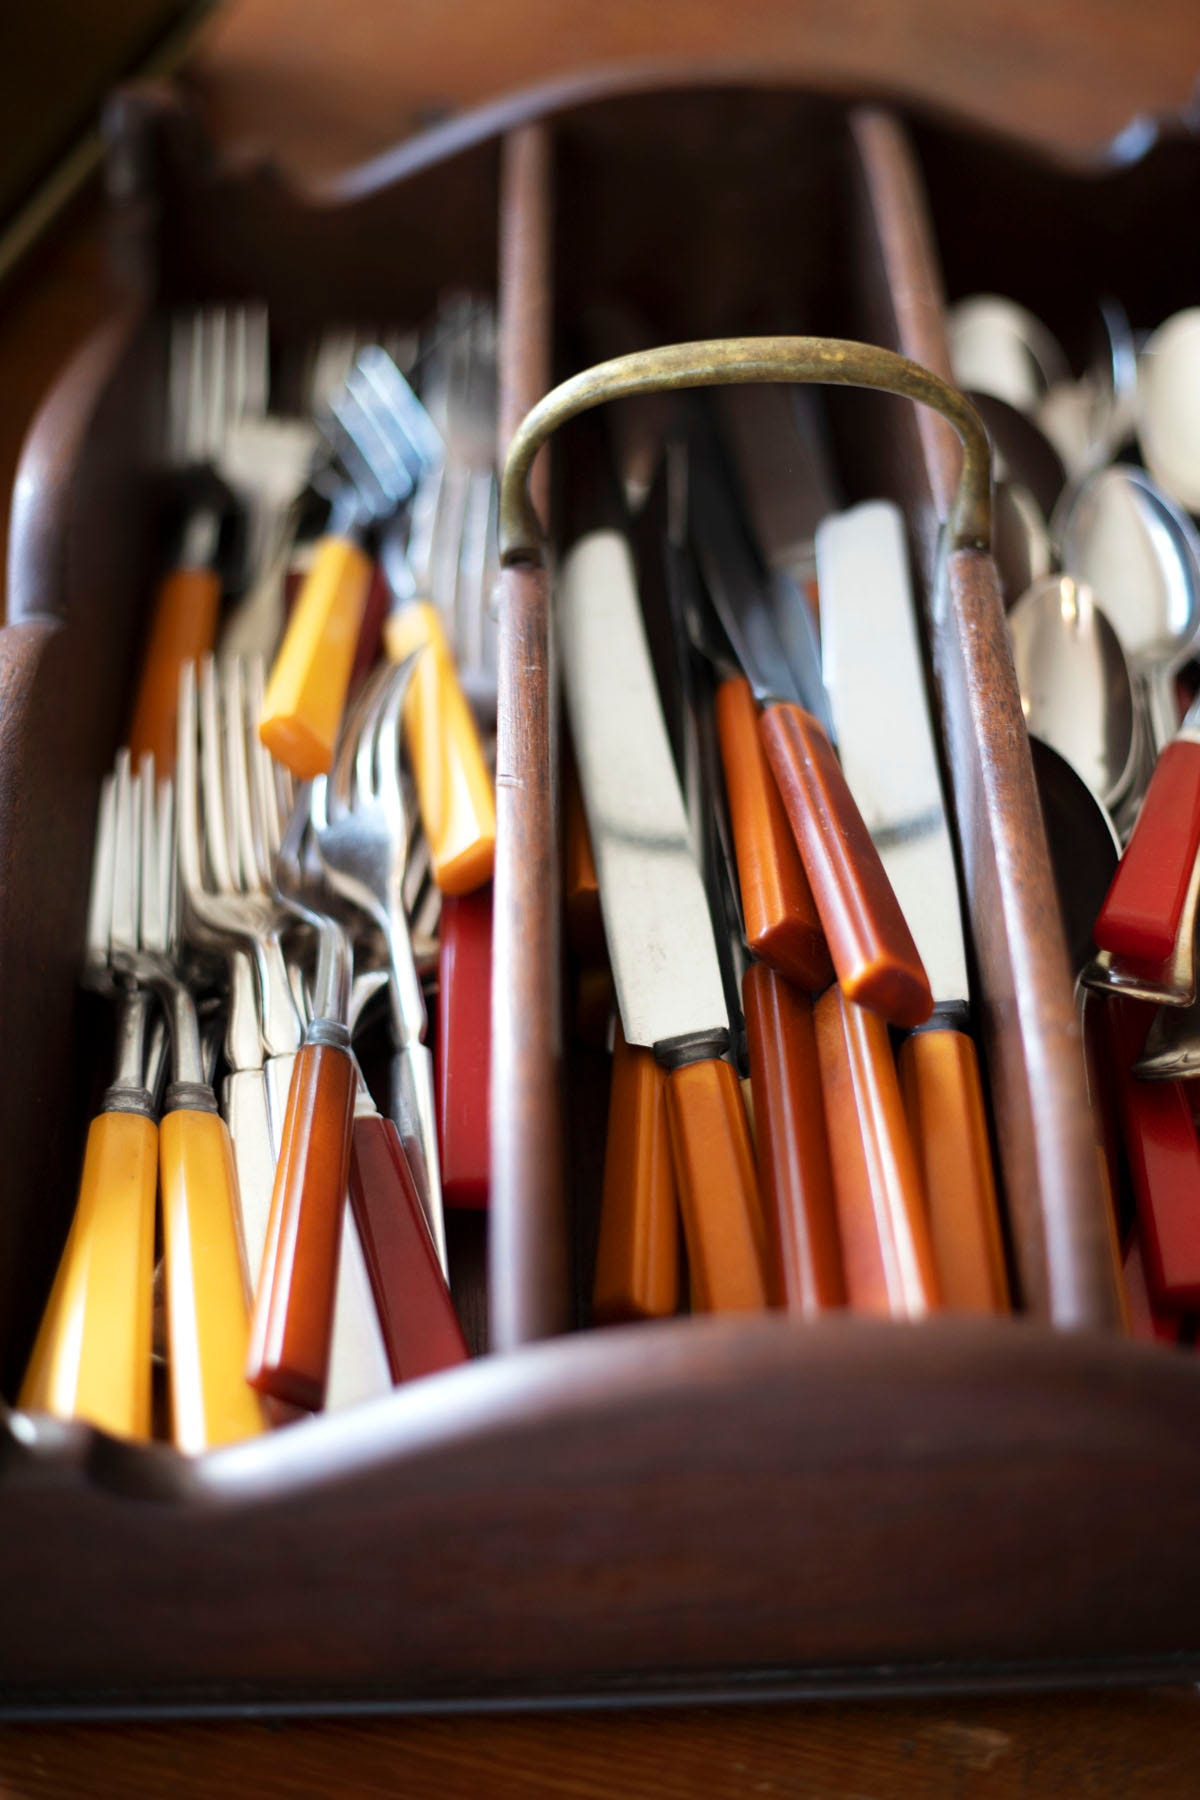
[0,70,1197,1715]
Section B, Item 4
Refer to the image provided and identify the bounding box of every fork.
[128,751,266,1451]
[312,658,447,1273]
[18,771,159,1440]
[244,776,358,1410]
[182,655,395,1410]
[128,308,267,774]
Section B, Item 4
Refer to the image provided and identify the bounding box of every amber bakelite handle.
[898,1028,1010,1312]
[159,1108,265,1452]
[246,1041,357,1409]
[348,1113,468,1381]
[19,1111,157,1440]
[814,983,940,1317]
[665,1057,767,1312]
[260,535,372,778]
[760,705,932,1029]
[592,1025,679,1323]
[384,601,497,896]
[742,963,844,1314]
[127,566,222,775]
[717,678,832,992]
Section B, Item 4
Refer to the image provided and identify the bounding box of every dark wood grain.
[848,107,1127,1329]
[488,124,567,1349]
[3,1688,1200,1800]
[4,47,1200,1800]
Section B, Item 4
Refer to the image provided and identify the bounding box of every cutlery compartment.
[0,74,1197,1714]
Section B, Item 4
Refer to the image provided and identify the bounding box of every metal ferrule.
[912,999,973,1036]
[653,1027,732,1072]
[102,1085,156,1120]
[164,1080,219,1115]
[305,1017,352,1052]
[110,987,153,1094]
[498,336,992,565]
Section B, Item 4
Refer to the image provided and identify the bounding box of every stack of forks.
[19,294,502,1449]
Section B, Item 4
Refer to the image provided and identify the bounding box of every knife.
[559,524,766,1318]
[687,425,932,1030]
[652,450,844,1316]
[816,500,1009,1313]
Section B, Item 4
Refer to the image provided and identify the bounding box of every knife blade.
[559,526,766,1315]
[816,499,1009,1313]
[687,425,932,1029]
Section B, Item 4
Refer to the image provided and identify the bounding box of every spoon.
[1036,299,1138,478]
[1028,736,1120,975]
[1137,307,1200,512]
[993,480,1052,607]
[1008,574,1138,814]
[947,294,1071,415]
[968,389,1068,521]
[1055,463,1200,754]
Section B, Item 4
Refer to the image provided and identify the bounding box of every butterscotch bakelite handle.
[742,964,845,1315]
[246,1041,357,1410]
[159,1107,265,1453]
[814,983,940,1318]
[19,1110,157,1440]
[665,1057,767,1312]
[384,601,496,895]
[761,705,933,1029]
[348,1112,469,1380]
[592,1026,680,1323]
[259,535,372,778]
[127,567,222,776]
[716,677,832,993]
[898,1028,1010,1313]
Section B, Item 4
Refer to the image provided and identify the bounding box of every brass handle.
[498,336,991,562]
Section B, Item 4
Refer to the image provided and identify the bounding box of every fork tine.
[222,657,258,894]
[372,656,421,840]
[198,657,235,895]
[85,774,117,982]
[110,748,140,959]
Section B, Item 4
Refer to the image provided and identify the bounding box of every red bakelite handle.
[1106,998,1200,1308]
[348,1113,468,1381]
[1095,740,1200,963]
[436,885,493,1209]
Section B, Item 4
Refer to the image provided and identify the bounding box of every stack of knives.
[561,381,1010,1324]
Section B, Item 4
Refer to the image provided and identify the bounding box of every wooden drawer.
[0,70,1196,1715]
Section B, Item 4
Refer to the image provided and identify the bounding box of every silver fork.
[18,770,160,1440]
[119,750,265,1453]
[130,308,266,774]
[244,767,360,1411]
[311,657,447,1275]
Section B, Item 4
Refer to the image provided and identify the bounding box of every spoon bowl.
[1009,573,1138,813]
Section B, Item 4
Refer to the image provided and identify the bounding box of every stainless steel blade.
[688,433,834,736]
[559,529,730,1059]
[816,500,969,1009]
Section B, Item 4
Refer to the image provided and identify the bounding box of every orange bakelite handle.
[246,1041,357,1410]
[348,1112,469,1380]
[898,1028,1010,1312]
[665,1057,768,1313]
[19,1110,157,1440]
[814,983,940,1317]
[159,1107,265,1452]
[716,677,832,992]
[385,601,496,895]
[259,535,372,778]
[760,704,932,1028]
[127,566,222,775]
[592,1026,680,1323]
[742,963,845,1314]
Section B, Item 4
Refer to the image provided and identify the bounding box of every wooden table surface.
[3,2,1200,1793]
